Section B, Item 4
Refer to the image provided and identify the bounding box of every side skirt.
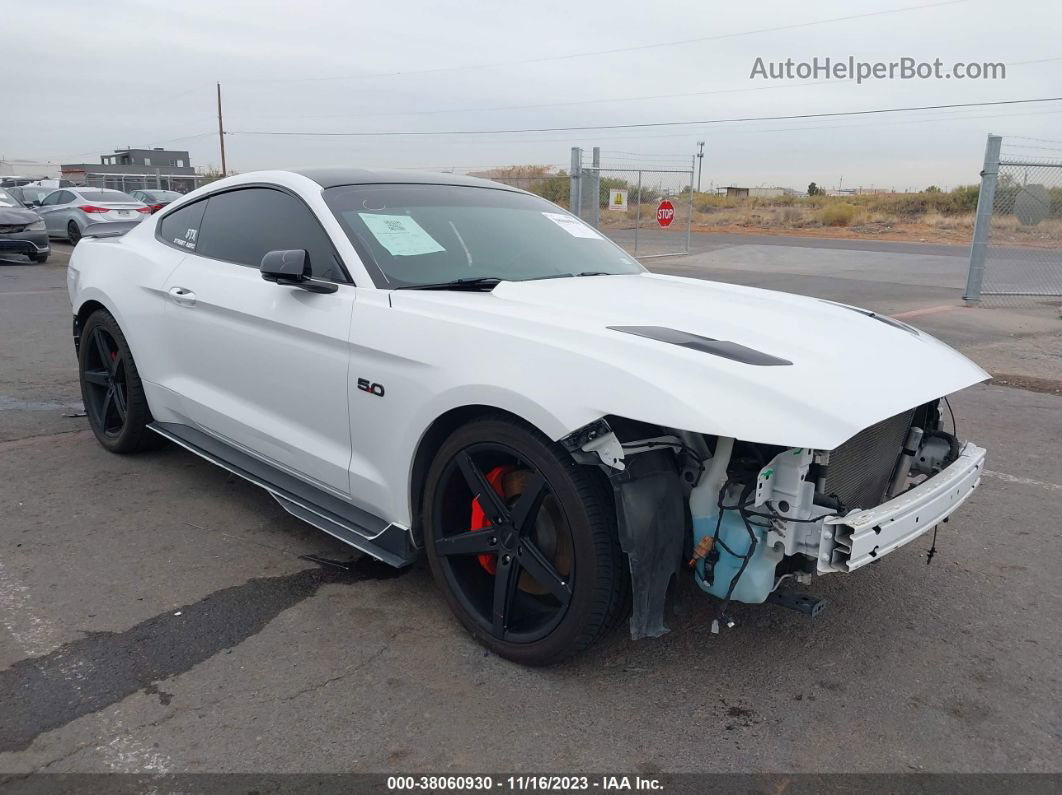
[148,421,417,568]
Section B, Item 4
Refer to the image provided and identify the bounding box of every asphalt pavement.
[0,236,1059,776]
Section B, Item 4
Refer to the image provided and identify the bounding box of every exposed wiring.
[770,573,795,593]
[944,396,958,439]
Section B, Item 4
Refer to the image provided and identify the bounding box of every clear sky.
[7,0,1061,190]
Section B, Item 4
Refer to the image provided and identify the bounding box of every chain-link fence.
[964,135,1062,305]
[563,148,693,258]
[591,166,693,258]
[80,172,203,194]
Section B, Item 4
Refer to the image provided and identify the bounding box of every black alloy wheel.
[67,221,82,245]
[424,417,628,665]
[82,324,128,438]
[78,310,156,453]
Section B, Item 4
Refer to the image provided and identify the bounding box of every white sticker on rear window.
[356,213,446,257]
[541,211,604,239]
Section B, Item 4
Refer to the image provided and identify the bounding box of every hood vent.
[608,325,792,366]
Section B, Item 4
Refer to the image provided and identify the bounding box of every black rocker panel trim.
[148,422,416,567]
[608,325,793,366]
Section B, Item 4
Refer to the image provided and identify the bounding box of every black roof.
[295,168,521,191]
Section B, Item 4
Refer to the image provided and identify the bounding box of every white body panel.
[67,170,988,529]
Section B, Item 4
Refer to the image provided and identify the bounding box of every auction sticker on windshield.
[541,211,604,239]
[357,213,446,257]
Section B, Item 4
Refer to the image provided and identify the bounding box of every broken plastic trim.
[610,451,686,640]
[560,418,625,470]
[607,326,792,366]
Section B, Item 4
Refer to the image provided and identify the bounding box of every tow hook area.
[766,590,827,617]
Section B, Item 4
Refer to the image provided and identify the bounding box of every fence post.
[685,162,694,255]
[569,147,582,218]
[634,170,642,255]
[963,134,1002,304]
[589,147,601,229]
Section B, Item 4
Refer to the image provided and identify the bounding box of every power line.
[237,80,845,121]
[228,96,1062,138]
[226,0,965,84]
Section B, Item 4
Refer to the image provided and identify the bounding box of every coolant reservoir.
[693,508,781,604]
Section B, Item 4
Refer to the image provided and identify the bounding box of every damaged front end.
[561,400,986,639]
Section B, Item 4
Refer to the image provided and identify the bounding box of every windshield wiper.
[575,271,610,277]
[394,277,502,291]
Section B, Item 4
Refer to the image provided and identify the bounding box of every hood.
[0,206,40,225]
[391,273,988,449]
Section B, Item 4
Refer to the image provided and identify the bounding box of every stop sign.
[656,199,675,227]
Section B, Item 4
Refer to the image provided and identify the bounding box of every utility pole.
[696,141,705,193]
[216,82,227,177]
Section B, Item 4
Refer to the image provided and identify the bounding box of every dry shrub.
[819,203,859,226]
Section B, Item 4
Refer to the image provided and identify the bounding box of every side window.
[56,191,75,204]
[40,191,61,206]
[158,200,208,253]
[196,187,345,281]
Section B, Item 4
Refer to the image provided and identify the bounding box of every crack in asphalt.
[0,559,407,754]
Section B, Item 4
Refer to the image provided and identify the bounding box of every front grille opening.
[823,408,917,512]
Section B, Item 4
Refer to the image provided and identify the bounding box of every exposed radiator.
[824,408,917,512]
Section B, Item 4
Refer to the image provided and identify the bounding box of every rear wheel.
[67,221,82,245]
[78,310,156,453]
[423,417,628,665]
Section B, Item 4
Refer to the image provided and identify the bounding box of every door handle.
[168,286,197,307]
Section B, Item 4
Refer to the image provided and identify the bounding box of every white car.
[67,169,988,665]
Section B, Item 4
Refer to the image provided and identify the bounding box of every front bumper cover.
[0,229,49,255]
[821,441,986,572]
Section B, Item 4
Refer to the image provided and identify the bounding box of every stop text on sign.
[657,200,675,228]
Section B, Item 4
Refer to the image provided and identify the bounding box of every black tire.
[78,310,156,453]
[423,416,629,665]
[29,252,48,264]
[67,221,82,245]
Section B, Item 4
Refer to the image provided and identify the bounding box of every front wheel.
[78,310,156,453]
[29,252,48,264]
[423,417,629,665]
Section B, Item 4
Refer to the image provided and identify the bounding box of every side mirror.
[31,200,41,207]
[260,249,337,294]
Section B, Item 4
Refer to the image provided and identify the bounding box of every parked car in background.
[36,188,149,244]
[5,185,53,209]
[130,189,183,213]
[0,187,49,263]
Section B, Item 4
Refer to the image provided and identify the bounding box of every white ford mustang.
[67,169,988,665]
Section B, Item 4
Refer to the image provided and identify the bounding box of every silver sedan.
[36,188,150,244]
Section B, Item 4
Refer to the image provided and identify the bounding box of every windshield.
[13,187,49,205]
[0,188,20,208]
[323,184,644,288]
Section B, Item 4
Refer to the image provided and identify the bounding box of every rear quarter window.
[158,200,208,253]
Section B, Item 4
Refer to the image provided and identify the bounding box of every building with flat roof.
[61,147,198,193]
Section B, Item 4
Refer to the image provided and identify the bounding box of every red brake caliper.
[469,465,515,575]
